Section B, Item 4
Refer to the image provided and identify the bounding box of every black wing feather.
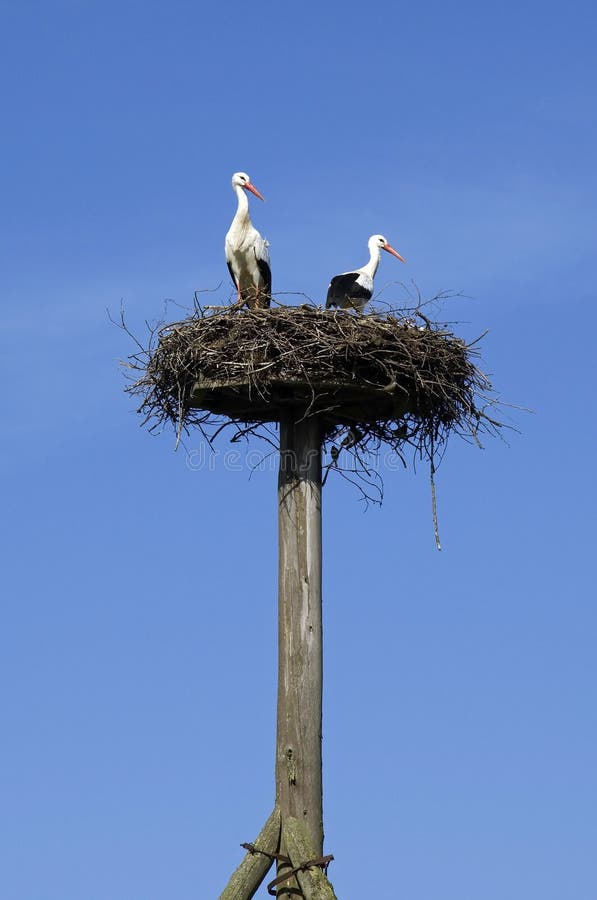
[326,273,370,309]
[227,260,238,290]
[255,255,272,308]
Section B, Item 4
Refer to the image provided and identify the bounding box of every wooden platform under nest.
[188,373,415,424]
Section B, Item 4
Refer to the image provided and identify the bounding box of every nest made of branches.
[122,303,504,481]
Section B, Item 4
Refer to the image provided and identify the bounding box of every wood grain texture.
[284,817,338,900]
[276,414,324,858]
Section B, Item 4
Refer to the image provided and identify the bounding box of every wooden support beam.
[218,806,281,900]
[284,817,338,900]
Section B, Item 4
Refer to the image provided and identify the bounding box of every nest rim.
[122,303,502,460]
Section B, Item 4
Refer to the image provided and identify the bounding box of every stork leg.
[205,282,248,312]
[205,290,247,312]
[219,283,246,310]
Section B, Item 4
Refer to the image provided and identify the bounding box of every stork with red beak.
[225,172,271,309]
[326,234,406,312]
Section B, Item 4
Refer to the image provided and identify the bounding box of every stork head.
[369,234,406,263]
[231,171,265,201]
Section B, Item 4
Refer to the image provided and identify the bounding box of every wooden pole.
[276,413,324,877]
[220,413,337,899]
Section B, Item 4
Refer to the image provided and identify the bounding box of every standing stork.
[326,234,406,312]
[225,171,272,309]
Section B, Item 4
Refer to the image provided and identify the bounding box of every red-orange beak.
[244,181,265,202]
[384,243,406,263]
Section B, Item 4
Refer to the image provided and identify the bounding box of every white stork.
[225,171,272,309]
[326,234,406,312]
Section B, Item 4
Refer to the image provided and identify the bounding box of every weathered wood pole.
[276,412,324,876]
[219,411,336,900]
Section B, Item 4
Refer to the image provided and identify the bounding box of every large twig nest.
[123,304,502,469]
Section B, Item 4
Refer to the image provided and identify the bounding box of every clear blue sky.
[1,1,596,898]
